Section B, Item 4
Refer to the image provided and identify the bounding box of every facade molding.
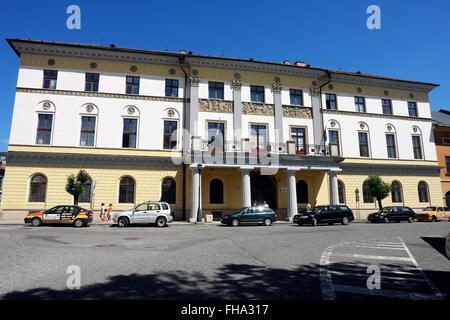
[199,99,233,113]
[322,109,433,122]
[340,162,440,176]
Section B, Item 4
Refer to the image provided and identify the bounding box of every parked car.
[415,206,450,222]
[367,206,415,223]
[24,205,93,228]
[221,206,277,226]
[293,205,354,226]
[113,201,173,227]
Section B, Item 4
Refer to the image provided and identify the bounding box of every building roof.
[432,109,450,127]
[5,38,440,92]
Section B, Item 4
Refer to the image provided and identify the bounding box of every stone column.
[189,75,200,138]
[310,87,324,152]
[190,167,199,223]
[240,168,251,207]
[232,79,243,144]
[287,169,298,222]
[273,82,284,144]
[329,170,339,205]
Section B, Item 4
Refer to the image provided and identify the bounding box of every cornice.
[322,109,433,122]
[340,162,440,176]
[16,87,184,103]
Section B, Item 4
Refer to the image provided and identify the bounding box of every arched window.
[296,180,308,203]
[78,179,92,203]
[338,180,345,204]
[210,179,223,204]
[418,181,429,203]
[363,180,373,203]
[391,181,403,203]
[119,177,135,203]
[161,178,176,204]
[29,174,47,202]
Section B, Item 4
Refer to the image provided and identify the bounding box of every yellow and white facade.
[0,39,443,221]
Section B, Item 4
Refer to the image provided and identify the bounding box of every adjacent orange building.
[432,109,450,207]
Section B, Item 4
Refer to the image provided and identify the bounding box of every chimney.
[180,49,186,54]
[294,61,306,67]
[283,60,290,65]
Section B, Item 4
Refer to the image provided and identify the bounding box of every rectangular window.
[325,93,337,110]
[358,132,369,157]
[386,134,397,158]
[408,102,418,117]
[85,73,99,92]
[207,122,225,151]
[355,96,365,112]
[36,114,53,145]
[250,85,265,103]
[382,99,392,115]
[163,120,178,150]
[443,137,450,145]
[446,156,450,172]
[80,116,96,147]
[291,127,306,154]
[328,130,340,156]
[208,82,224,99]
[126,76,140,95]
[43,70,58,89]
[165,79,179,97]
[250,124,267,152]
[290,89,303,105]
[412,136,423,159]
[122,118,137,148]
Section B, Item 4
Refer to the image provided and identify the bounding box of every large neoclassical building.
[0,39,443,221]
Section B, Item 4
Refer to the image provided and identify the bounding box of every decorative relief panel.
[199,99,233,113]
[242,102,274,116]
[282,106,312,118]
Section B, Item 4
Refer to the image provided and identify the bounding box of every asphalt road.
[0,221,449,300]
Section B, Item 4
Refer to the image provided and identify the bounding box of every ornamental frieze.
[242,102,274,116]
[282,106,312,118]
[199,99,233,113]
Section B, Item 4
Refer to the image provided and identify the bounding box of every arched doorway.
[446,191,450,208]
[250,173,277,209]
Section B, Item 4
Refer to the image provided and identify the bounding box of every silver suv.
[113,201,173,227]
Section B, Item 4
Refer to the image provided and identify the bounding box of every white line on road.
[334,284,443,300]
[344,245,405,250]
[331,252,412,262]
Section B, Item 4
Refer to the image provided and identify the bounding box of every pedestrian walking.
[306,203,312,212]
[252,200,257,207]
[107,203,112,221]
[263,201,269,208]
[100,203,106,222]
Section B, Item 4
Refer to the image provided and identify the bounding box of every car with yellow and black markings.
[415,206,450,222]
[24,205,93,228]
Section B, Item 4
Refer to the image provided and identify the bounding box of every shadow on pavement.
[2,262,449,300]
[420,237,447,258]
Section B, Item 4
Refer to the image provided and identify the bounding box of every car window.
[339,206,348,211]
[63,206,75,214]
[445,207,449,211]
[437,207,443,212]
[46,206,61,214]
[401,207,410,212]
[247,208,255,214]
[148,203,161,210]
[391,207,398,212]
[256,207,266,213]
[161,203,169,210]
[74,207,81,214]
[135,204,148,211]
[264,208,273,213]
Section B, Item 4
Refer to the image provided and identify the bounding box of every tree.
[65,170,91,205]
[366,175,391,210]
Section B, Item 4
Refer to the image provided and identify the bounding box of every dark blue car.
[221,206,277,226]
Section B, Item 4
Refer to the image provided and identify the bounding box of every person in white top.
[263,201,269,208]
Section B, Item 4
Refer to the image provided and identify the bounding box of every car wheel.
[342,216,349,225]
[311,218,317,226]
[384,217,389,223]
[408,216,414,223]
[231,218,239,227]
[31,217,41,227]
[73,219,84,228]
[156,217,167,228]
[263,218,272,226]
[118,217,129,227]
[431,216,437,222]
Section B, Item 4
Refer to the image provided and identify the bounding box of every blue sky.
[0,0,449,152]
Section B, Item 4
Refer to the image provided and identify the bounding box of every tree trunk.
[73,195,78,206]
[377,197,383,210]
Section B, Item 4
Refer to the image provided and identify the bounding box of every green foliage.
[366,175,391,209]
[65,170,91,205]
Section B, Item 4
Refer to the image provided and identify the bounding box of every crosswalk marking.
[332,252,412,262]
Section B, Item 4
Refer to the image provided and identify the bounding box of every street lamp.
[197,163,203,223]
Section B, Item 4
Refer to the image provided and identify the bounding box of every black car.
[367,206,415,223]
[293,205,354,226]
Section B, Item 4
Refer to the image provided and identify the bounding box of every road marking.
[344,245,405,250]
[334,284,443,300]
[327,269,426,282]
[332,252,412,262]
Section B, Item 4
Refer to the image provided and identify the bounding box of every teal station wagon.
[221,206,277,226]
